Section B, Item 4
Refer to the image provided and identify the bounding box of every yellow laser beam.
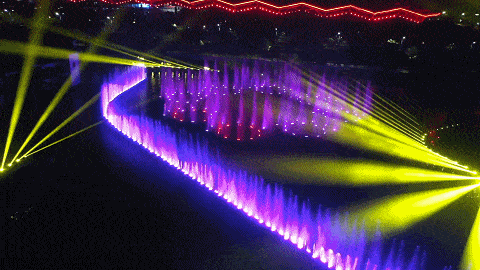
[345,82,421,136]
[301,78,422,146]
[298,66,423,140]
[317,73,421,130]
[348,184,480,238]
[0,40,172,67]
[347,116,426,152]
[0,8,202,70]
[10,8,132,164]
[304,74,423,142]
[46,26,197,69]
[461,203,480,270]
[1,0,52,170]
[88,36,198,70]
[24,121,103,158]
[289,66,472,174]
[344,99,423,143]
[335,119,477,174]
[263,157,480,186]
[372,92,422,130]
[1,8,161,66]
[301,78,471,172]
[20,93,100,159]
[375,129,469,172]
[10,76,76,163]
[365,100,423,141]
[310,95,440,165]
[46,22,197,69]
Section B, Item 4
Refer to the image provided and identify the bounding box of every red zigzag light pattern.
[67,0,441,23]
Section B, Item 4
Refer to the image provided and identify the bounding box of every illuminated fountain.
[154,57,374,141]
[101,61,429,270]
[101,65,147,117]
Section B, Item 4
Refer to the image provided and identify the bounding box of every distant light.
[442,11,446,14]
[462,13,465,16]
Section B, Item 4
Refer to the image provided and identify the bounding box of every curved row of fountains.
[100,60,432,270]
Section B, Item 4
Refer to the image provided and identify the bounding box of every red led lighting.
[67,0,441,23]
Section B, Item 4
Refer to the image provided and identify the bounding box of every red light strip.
[67,0,441,23]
